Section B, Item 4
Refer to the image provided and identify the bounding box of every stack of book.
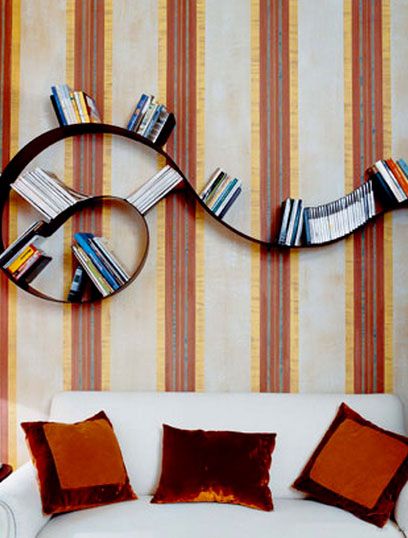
[367,158,408,206]
[278,180,376,246]
[0,221,51,284]
[50,84,101,126]
[127,94,173,143]
[71,233,130,299]
[126,165,183,214]
[199,168,242,218]
[12,167,86,222]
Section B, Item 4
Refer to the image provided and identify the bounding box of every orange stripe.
[0,0,12,461]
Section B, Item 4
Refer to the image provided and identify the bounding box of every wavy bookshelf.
[0,122,405,303]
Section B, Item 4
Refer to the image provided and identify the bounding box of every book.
[277,198,293,245]
[0,220,46,266]
[137,100,158,135]
[67,265,87,302]
[5,243,39,274]
[71,244,111,297]
[284,199,300,246]
[199,168,225,202]
[49,94,65,126]
[214,181,242,217]
[73,233,121,290]
[17,255,52,284]
[90,236,130,284]
[289,200,303,246]
[84,93,102,123]
[211,178,239,213]
[128,94,152,132]
[150,107,170,143]
[374,160,406,203]
[218,186,242,219]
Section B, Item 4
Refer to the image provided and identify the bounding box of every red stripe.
[70,0,105,389]
[164,0,196,391]
[259,2,269,392]
[0,0,13,461]
[351,0,362,392]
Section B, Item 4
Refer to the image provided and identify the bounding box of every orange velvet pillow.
[151,424,276,511]
[21,411,137,514]
[293,402,408,527]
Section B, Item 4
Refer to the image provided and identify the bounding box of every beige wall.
[0,0,407,466]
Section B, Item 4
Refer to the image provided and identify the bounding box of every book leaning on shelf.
[0,224,51,284]
[126,165,183,214]
[127,93,175,144]
[50,84,102,126]
[199,168,242,219]
[70,232,130,300]
[367,157,408,207]
[11,168,86,222]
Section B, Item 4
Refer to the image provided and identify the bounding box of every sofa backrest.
[49,392,406,498]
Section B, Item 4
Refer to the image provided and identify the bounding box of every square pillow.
[21,410,137,514]
[151,424,276,510]
[292,402,408,527]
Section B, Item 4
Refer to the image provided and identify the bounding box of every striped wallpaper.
[0,0,407,466]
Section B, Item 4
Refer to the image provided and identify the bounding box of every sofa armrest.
[395,482,408,535]
[0,462,50,538]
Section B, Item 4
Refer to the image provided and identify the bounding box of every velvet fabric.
[151,424,276,511]
[293,402,408,527]
[21,411,137,515]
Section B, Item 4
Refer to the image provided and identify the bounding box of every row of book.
[71,232,130,299]
[368,158,408,205]
[199,167,242,218]
[0,221,50,284]
[127,94,173,143]
[50,84,101,126]
[278,180,376,246]
[126,165,183,214]
[11,168,86,222]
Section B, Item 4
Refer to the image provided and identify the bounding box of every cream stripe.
[195,0,205,392]
[250,0,260,392]
[382,0,393,393]
[344,0,354,393]
[101,0,113,390]
[63,0,75,390]
[8,0,21,467]
[156,0,167,391]
[289,0,299,392]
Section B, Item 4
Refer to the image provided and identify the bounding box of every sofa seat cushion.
[36,497,403,538]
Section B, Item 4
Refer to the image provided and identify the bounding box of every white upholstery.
[37,496,403,538]
[48,392,406,499]
[0,391,406,538]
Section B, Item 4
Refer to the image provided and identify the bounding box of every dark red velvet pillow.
[151,424,276,510]
[21,411,137,514]
[293,403,408,527]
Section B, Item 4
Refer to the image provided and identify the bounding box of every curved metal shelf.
[0,122,405,303]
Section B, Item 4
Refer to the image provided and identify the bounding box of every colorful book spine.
[73,233,121,290]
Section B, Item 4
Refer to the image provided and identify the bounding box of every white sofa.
[0,391,407,538]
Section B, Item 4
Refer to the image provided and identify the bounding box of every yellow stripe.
[382,0,393,393]
[7,0,21,467]
[195,0,205,392]
[250,0,260,392]
[344,0,354,393]
[289,0,299,392]
[156,0,167,391]
[63,0,75,390]
[101,0,113,390]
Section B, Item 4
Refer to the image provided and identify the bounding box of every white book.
[375,160,406,203]
[28,170,70,212]
[294,206,304,246]
[277,199,292,244]
[137,171,182,214]
[20,172,64,215]
[284,199,300,246]
[131,168,178,209]
[126,166,171,205]
[12,179,56,219]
